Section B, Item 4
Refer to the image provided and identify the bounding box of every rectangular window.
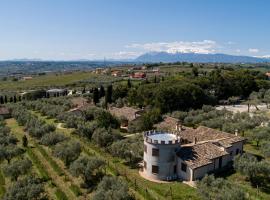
[181,163,187,172]
[236,149,239,155]
[152,148,159,156]
[230,151,233,156]
[174,165,177,174]
[144,145,147,153]
[152,165,159,174]
[144,161,147,169]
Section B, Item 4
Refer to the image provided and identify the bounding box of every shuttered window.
[181,163,187,172]
[152,148,159,156]
[152,165,159,174]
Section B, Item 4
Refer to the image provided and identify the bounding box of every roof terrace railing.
[144,130,181,145]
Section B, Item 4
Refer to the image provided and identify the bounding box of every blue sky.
[0,0,269,60]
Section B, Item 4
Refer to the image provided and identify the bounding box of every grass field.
[0,71,94,91]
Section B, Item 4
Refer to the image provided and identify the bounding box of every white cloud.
[126,40,218,54]
[235,49,241,53]
[255,55,270,58]
[248,48,259,53]
[111,51,143,59]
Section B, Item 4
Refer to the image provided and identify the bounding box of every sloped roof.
[109,106,142,121]
[177,142,229,169]
[154,116,179,131]
[179,126,243,143]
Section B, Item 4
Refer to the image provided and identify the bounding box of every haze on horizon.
[0,0,269,61]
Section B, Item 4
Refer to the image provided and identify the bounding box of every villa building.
[109,106,143,129]
[142,126,245,182]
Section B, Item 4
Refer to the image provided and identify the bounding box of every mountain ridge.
[135,52,270,63]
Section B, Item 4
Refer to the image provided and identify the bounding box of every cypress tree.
[4,96,7,103]
[0,96,4,104]
[13,96,17,103]
[9,97,13,103]
[93,88,99,105]
[99,85,105,97]
[127,79,132,88]
[82,87,86,94]
[22,135,28,148]
[105,85,113,104]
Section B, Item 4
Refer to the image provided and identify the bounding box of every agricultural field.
[0,71,93,91]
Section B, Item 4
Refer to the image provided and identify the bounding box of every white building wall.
[143,141,179,180]
[177,157,192,181]
[226,141,244,160]
[193,163,214,180]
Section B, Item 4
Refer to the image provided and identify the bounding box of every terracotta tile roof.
[68,104,94,113]
[154,116,179,131]
[0,106,10,115]
[179,126,242,143]
[109,106,142,121]
[177,142,229,169]
[216,136,245,148]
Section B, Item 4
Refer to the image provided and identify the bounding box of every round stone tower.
[143,130,181,181]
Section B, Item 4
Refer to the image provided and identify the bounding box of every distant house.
[46,89,67,97]
[22,76,33,81]
[152,68,160,73]
[68,103,93,116]
[111,70,122,77]
[265,72,270,80]
[94,68,103,74]
[154,116,181,131]
[130,72,146,79]
[109,106,143,128]
[0,106,11,119]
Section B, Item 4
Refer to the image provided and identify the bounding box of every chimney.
[235,129,238,136]
[176,121,182,131]
[194,137,197,144]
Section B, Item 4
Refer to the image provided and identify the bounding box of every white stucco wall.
[226,141,244,160]
[177,157,193,181]
[143,141,180,180]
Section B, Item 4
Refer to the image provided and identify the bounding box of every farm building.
[46,89,67,97]
[130,72,146,79]
[142,126,245,182]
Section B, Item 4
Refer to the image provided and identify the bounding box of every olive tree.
[197,175,246,200]
[53,141,81,166]
[0,145,24,163]
[70,155,105,185]
[93,176,132,200]
[40,132,66,146]
[3,158,32,181]
[3,177,46,200]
